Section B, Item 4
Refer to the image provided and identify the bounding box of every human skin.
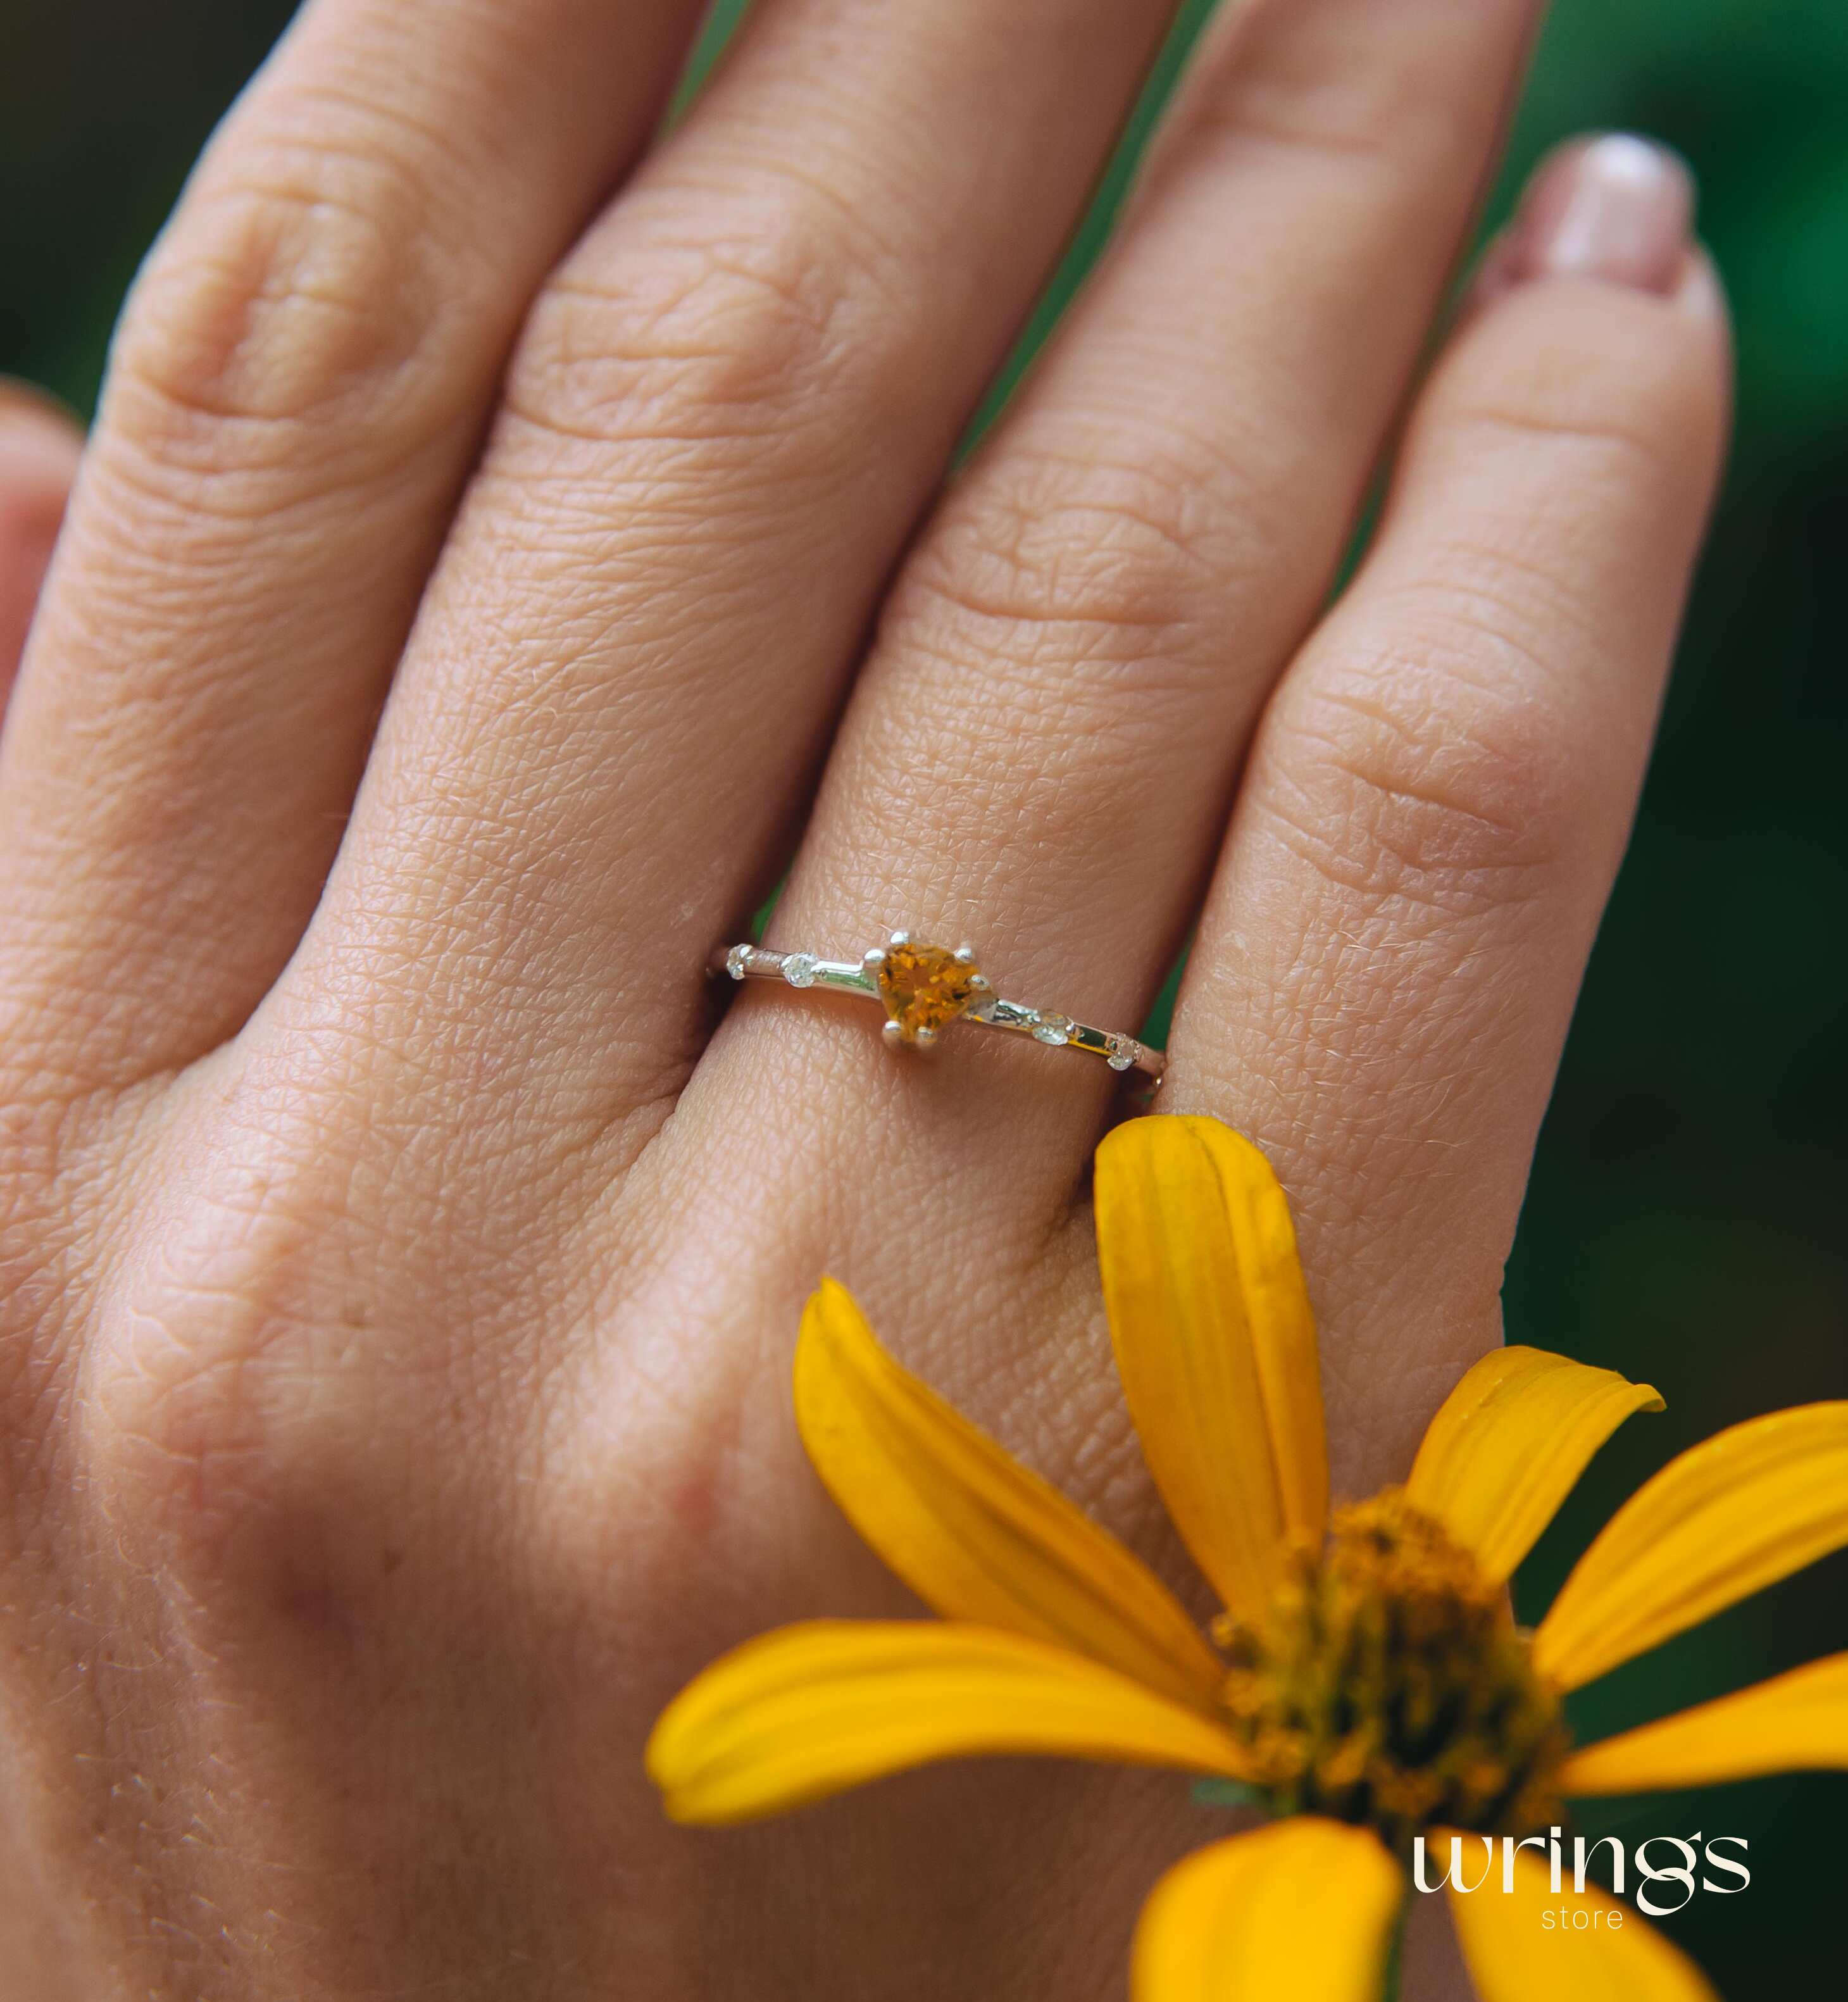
[0,2,1727,1998]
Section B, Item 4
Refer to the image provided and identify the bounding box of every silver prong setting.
[713,934,1163,1084]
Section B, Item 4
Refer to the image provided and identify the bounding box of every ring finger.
[690,0,1545,1223]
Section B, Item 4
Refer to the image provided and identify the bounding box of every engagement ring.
[711,932,1164,1084]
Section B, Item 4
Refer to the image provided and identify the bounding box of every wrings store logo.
[1414,1830,1751,1922]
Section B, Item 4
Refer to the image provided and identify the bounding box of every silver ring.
[711,932,1164,1085]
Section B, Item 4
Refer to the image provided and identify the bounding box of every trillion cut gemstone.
[875,941,979,1042]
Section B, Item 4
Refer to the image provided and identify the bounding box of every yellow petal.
[795,1279,1225,1710]
[1447,1835,1717,2001]
[646,1620,1255,1825]
[1405,1348,1663,1581]
[1562,1651,1848,1796]
[1133,1819,1402,2002]
[1094,1117,1327,1618]
[1533,1401,1848,1690]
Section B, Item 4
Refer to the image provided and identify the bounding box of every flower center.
[1213,1492,1568,1849]
[875,941,979,1041]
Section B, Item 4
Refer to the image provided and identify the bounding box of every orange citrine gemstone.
[875,941,978,1041]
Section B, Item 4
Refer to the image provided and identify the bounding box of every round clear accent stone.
[782,952,820,988]
[1106,1037,1137,1073]
[1031,1011,1073,1047]
[725,944,752,981]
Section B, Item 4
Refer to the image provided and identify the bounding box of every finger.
[0,387,80,718]
[0,0,708,1085]
[1169,137,1730,1495]
[295,0,1180,1122]
[701,0,1545,1199]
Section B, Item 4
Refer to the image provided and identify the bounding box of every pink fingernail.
[1508,134,1694,295]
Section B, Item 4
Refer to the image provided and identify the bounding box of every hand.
[0,2,1726,1996]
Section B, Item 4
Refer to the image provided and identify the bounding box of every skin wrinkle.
[1241,785,1559,926]
[509,248,882,448]
[82,386,463,529]
[907,426,1273,624]
[1365,558,1615,679]
[116,134,478,446]
[1281,694,1548,845]
[1440,396,1684,491]
[423,516,827,732]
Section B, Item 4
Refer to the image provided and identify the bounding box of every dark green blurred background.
[3,1,1844,1992]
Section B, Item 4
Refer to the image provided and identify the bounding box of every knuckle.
[106,109,464,468]
[1440,296,1726,501]
[82,1145,377,1586]
[1200,57,1469,185]
[894,435,1251,679]
[0,1035,172,1439]
[1173,4,1494,204]
[505,182,901,463]
[1445,395,1681,505]
[1262,621,1583,912]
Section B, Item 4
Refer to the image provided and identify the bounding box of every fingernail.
[1509,134,1694,294]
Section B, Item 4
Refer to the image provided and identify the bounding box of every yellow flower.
[647,1116,1848,1999]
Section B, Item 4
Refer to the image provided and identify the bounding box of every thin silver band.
[711,939,1164,1085]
